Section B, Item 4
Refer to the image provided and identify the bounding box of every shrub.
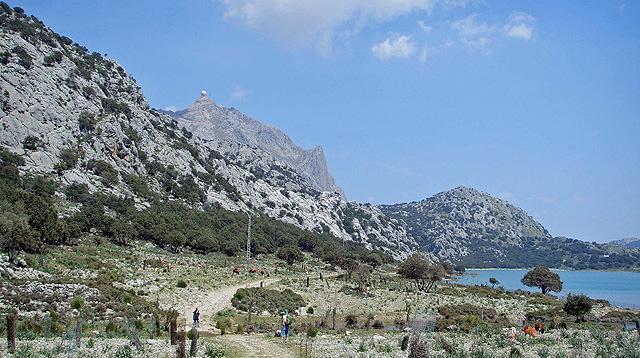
[123,126,141,144]
[81,86,95,98]
[177,280,187,288]
[277,245,304,265]
[54,147,80,172]
[101,97,131,118]
[43,51,63,66]
[22,135,42,150]
[63,183,90,203]
[204,344,227,358]
[86,159,118,186]
[306,306,314,315]
[345,314,358,328]
[12,46,32,69]
[70,296,84,310]
[78,112,97,132]
[231,287,305,315]
[114,345,132,358]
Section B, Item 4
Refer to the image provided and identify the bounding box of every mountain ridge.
[164,91,346,199]
[380,186,640,269]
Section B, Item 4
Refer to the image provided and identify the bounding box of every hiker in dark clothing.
[193,308,200,327]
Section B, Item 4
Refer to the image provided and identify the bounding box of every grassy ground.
[1,240,639,357]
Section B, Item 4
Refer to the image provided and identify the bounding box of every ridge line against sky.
[9,0,640,243]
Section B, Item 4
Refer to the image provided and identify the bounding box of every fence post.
[7,313,16,354]
[176,330,186,358]
[127,318,143,351]
[331,307,336,330]
[75,314,83,347]
[190,326,198,356]
[170,314,178,345]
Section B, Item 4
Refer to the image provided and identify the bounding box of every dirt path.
[217,334,295,358]
[179,278,280,333]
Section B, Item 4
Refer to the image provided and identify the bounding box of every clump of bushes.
[54,147,80,172]
[176,280,187,288]
[436,304,509,332]
[43,51,63,66]
[86,159,118,186]
[345,314,358,328]
[22,135,42,150]
[101,97,131,118]
[78,112,97,132]
[231,287,305,315]
[11,46,32,69]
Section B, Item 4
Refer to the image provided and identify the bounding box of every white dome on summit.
[201,90,207,96]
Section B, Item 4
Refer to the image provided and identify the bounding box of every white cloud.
[371,35,416,60]
[504,12,534,41]
[222,0,466,55]
[451,14,496,52]
[231,85,248,100]
[417,20,432,32]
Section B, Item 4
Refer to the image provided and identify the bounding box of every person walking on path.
[193,308,200,327]
[280,309,291,343]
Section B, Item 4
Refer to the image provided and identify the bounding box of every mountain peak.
[192,90,215,107]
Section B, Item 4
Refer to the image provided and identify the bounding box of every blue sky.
[13,0,640,242]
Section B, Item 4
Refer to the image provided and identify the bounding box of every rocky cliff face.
[166,93,345,198]
[0,8,414,259]
[380,187,640,269]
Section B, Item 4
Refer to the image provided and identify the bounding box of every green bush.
[232,287,305,315]
[101,97,131,118]
[22,135,42,150]
[86,159,118,186]
[204,344,228,358]
[43,51,63,66]
[11,46,32,69]
[177,280,187,288]
[54,147,80,172]
[78,112,97,132]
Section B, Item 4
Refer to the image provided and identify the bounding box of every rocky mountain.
[164,92,345,198]
[610,238,640,249]
[0,6,414,259]
[380,187,640,269]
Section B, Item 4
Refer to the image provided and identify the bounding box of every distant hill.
[610,238,640,249]
[380,187,640,269]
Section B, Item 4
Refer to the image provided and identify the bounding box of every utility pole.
[246,212,252,262]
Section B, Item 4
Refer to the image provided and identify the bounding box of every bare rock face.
[0,9,414,259]
[167,92,345,199]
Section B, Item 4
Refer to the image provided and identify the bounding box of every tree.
[277,245,303,265]
[563,294,592,323]
[354,265,371,291]
[521,266,563,294]
[489,277,499,288]
[398,254,446,293]
[0,202,39,262]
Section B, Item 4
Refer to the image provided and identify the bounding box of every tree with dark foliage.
[521,266,563,294]
[398,253,446,293]
[563,294,592,323]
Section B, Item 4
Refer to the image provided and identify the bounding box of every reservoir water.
[455,269,640,308]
